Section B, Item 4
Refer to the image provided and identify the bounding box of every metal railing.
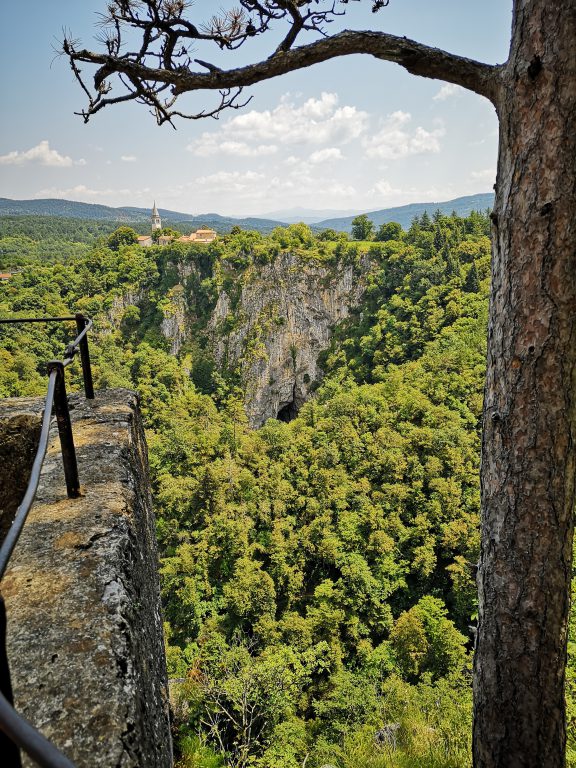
[0,314,94,768]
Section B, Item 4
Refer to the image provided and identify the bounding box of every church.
[137,203,217,247]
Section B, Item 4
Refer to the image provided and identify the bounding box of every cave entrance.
[277,399,299,423]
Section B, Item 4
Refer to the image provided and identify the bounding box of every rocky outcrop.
[0,390,172,768]
[210,252,368,427]
[108,288,147,326]
[144,245,369,427]
[160,285,187,356]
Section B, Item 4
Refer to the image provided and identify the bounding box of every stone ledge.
[0,388,172,767]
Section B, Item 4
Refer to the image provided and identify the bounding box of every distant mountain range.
[0,198,284,234]
[315,193,494,232]
[0,193,494,234]
[261,206,359,225]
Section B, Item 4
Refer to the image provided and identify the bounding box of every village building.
[137,204,217,247]
[151,201,162,232]
[176,229,218,244]
[0,269,20,281]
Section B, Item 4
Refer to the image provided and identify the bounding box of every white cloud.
[271,174,357,202]
[121,155,137,162]
[188,92,368,157]
[35,184,136,199]
[190,139,277,158]
[367,180,403,199]
[190,164,359,210]
[195,171,266,192]
[0,140,77,167]
[315,181,357,200]
[233,93,368,144]
[273,161,357,199]
[433,83,463,101]
[309,147,342,164]
[471,168,496,182]
[363,112,444,160]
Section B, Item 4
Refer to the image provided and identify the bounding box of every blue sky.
[0,1,512,217]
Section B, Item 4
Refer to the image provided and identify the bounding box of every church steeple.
[151,201,162,231]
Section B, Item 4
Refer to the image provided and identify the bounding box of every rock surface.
[209,252,368,427]
[0,389,172,768]
[0,398,43,545]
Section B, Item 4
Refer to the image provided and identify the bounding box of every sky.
[0,1,512,218]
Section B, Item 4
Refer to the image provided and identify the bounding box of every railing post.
[74,314,94,400]
[46,362,81,499]
[0,596,22,768]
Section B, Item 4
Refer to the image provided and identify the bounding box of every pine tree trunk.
[473,2,576,766]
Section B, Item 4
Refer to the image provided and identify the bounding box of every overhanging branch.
[67,28,501,124]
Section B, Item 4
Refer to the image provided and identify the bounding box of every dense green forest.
[0,216,277,267]
[1,212,574,768]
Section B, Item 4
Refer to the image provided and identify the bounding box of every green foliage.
[0,214,121,243]
[389,597,468,681]
[318,228,348,242]
[375,222,403,243]
[107,226,139,251]
[351,214,375,241]
[271,223,316,249]
[322,212,491,383]
[178,735,225,768]
[1,211,504,768]
[153,226,182,242]
[0,233,91,268]
[463,262,480,293]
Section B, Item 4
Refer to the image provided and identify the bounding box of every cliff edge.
[0,389,172,767]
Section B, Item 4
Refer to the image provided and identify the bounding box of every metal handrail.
[0,314,95,768]
[0,369,57,581]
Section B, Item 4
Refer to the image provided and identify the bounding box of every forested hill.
[1,211,574,768]
[317,192,494,232]
[0,193,494,233]
[0,213,286,264]
[0,198,284,234]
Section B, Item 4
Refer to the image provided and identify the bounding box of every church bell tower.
[151,201,162,231]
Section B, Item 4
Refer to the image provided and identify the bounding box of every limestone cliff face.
[160,285,187,356]
[109,288,146,325]
[209,252,368,427]
[152,247,369,427]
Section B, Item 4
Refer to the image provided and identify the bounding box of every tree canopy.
[59,3,576,765]
[1,212,494,767]
[351,215,374,241]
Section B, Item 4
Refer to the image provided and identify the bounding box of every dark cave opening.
[277,399,299,423]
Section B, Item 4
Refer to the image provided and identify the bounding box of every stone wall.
[0,389,172,767]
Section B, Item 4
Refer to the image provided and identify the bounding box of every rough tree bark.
[66,2,576,765]
[474,3,576,766]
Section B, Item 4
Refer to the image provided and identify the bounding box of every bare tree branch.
[64,2,501,124]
